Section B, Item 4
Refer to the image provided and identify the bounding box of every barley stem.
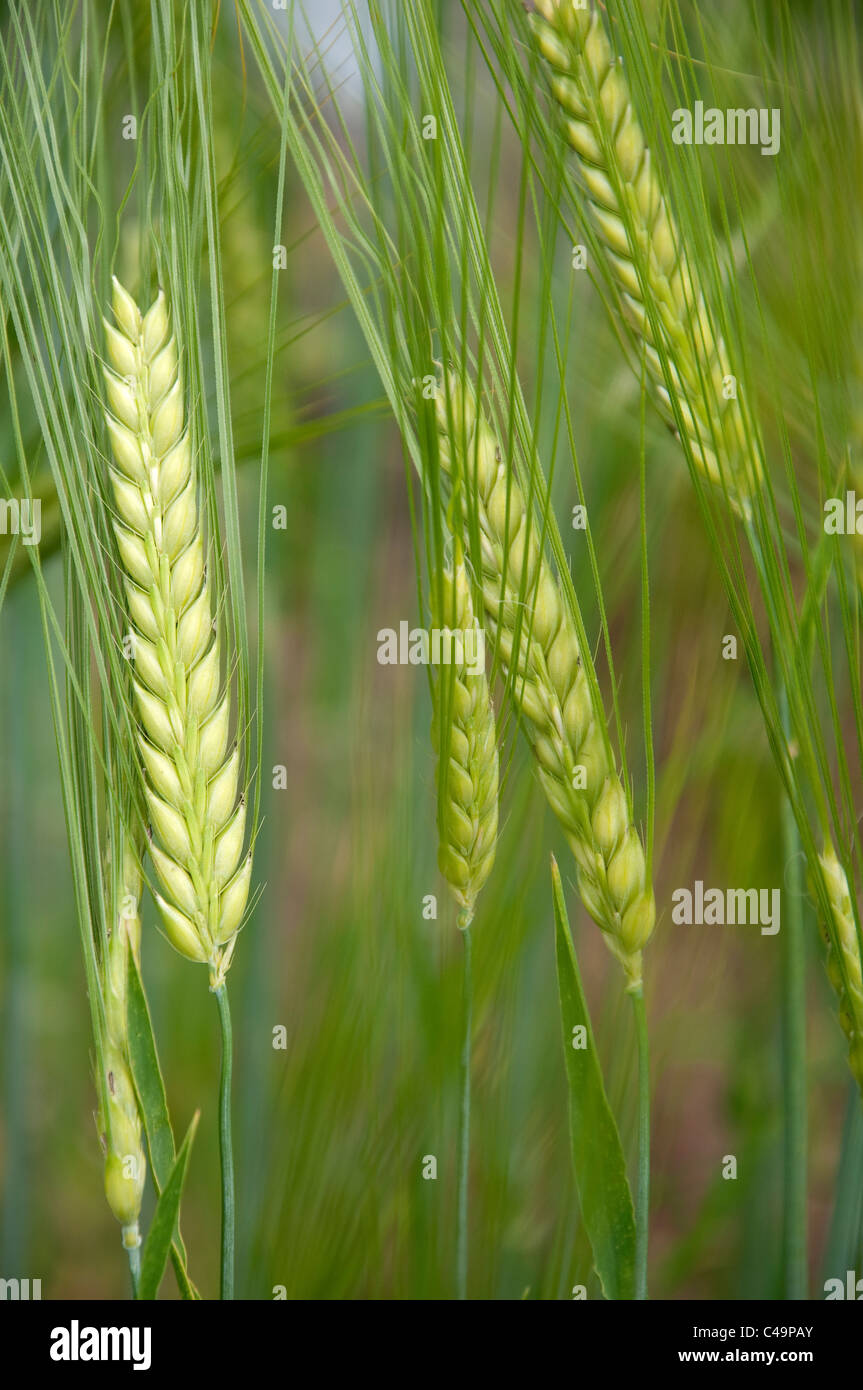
[1,601,28,1274]
[780,687,808,1300]
[456,924,473,1301]
[127,1242,141,1299]
[214,981,235,1300]
[745,524,810,1297]
[823,1085,863,1283]
[631,986,650,1300]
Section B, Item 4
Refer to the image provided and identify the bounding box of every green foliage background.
[1,0,861,1299]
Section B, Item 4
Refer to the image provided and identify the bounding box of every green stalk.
[631,986,650,1300]
[456,925,473,1300]
[744,526,808,1300]
[779,686,808,1300]
[1,595,29,1274]
[823,1084,863,1283]
[214,982,235,1300]
[127,1243,141,1299]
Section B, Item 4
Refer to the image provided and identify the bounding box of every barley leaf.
[138,1111,200,1302]
[127,950,176,1187]
[551,856,636,1300]
[126,950,198,1299]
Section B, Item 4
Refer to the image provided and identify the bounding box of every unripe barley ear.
[431,544,499,928]
[530,0,760,514]
[101,278,252,990]
[99,839,147,1248]
[434,367,655,988]
[818,845,863,1095]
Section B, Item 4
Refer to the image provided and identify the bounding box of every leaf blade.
[127,950,175,1185]
[138,1111,200,1302]
[126,950,199,1298]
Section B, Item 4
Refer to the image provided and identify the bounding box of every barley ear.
[818,845,863,1095]
[434,368,654,989]
[431,545,499,928]
[101,280,252,989]
[100,841,147,1248]
[530,0,759,513]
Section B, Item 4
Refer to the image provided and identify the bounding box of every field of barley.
[1,0,862,1308]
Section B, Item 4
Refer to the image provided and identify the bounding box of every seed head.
[434,367,655,987]
[818,844,863,1095]
[530,1,760,512]
[431,546,499,928]
[101,280,252,986]
[99,844,146,1245]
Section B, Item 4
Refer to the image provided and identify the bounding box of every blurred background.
[0,0,859,1299]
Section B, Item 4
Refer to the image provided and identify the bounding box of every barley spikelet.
[530,0,759,510]
[435,369,654,989]
[101,278,251,989]
[100,841,146,1249]
[431,546,499,928]
[818,844,863,1094]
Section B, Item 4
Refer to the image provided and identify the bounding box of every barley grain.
[530,0,759,511]
[818,844,863,1093]
[436,369,654,988]
[431,545,499,928]
[101,279,251,990]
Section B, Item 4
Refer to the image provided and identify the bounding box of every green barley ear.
[101,278,252,990]
[435,369,654,989]
[431,544,499,929]
[100,840,147,1249]
[818,845,863,1095]
[529,0,759,512]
